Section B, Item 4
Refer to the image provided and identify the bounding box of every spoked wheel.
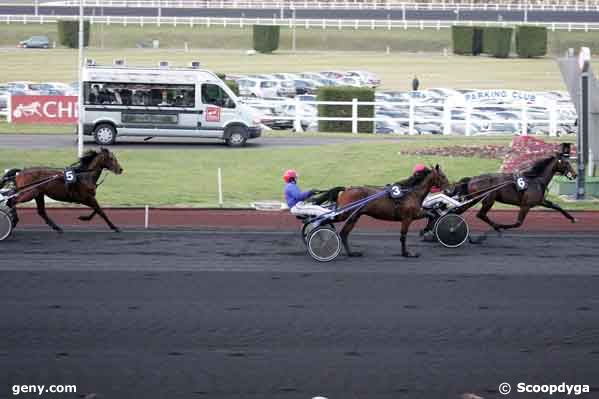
[301,222,335,245]
[0,209,13,242]
[435,213,469,248]
[307,226,341,262]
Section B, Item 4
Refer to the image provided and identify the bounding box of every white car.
[339,77,364,87]
[7,81,41,95]
[345,70,381,87]
[237,78,280,98]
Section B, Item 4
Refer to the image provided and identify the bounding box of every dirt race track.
[1,228,599,399]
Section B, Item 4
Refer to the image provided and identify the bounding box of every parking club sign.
[9,95,78,124]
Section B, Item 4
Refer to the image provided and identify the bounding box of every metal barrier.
[244,97,577,136]
[2,14,599,30]
[27,0,599,11]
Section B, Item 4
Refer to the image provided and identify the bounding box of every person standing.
[412,76,420,91]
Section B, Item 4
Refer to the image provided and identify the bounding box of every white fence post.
[549,102,558,137]
[144,205,149,229]
[294,97,303,132]
[351,98,358,133]
[443,99,451,135]
[465,104,472,136]
[408,98,415,135]
[521,103,528,136]
[217,168,223,207]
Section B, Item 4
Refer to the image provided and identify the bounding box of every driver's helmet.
[283,169,298,183]
[412,163,427,174]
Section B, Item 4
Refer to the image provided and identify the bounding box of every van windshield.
[202,84,235,108]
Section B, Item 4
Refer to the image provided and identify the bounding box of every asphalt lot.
[0,133,400,149]
[1,230,598,399]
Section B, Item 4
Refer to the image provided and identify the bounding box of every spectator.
[412,76,420,91]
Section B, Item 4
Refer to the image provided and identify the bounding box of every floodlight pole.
[577,61,590,199]
[77,0,84,158]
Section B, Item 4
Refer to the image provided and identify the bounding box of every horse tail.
[0,169,20,189]
[310,186,346,206]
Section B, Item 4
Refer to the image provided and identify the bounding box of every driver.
[283,169,330,217]
[413,164,462,210]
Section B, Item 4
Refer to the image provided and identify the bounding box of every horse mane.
[74,149,104,170]
[394,168,432,187]
[521,155,557,177]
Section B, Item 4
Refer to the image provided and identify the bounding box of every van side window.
[202,84,235,108]
[84,82,195,107]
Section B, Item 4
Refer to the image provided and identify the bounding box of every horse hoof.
[113,228,121,233]
[402,252,420,258]
[572,218,578,224]
[348,252,363,257]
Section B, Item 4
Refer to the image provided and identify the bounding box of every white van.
[81,64,262,147]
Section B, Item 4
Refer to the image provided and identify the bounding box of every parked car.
[345,70,380,87]
[273,80,296,97]
[293,79,320,95]
[18,36,50,49]
[237,78,279,98]
[7,81,41,95]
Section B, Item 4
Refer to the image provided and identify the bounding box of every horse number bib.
[64,168,77,186]
[515,176,528,192]
[388,185,404,199]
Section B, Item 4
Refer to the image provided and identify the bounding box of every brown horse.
[331,165,449,258]
[452,152,577,235]
[0,148,124,232]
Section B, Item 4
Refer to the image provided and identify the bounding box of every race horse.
[314,165,449,258]
[0,148,124,232]
[451,151,577,236]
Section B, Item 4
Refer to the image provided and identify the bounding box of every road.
[1,4,599,23]
[0,133,401,149]
[1,230,598,399]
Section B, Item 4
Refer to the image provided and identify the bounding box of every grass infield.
[1,136,593,209]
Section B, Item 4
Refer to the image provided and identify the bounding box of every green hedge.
[216,73,240,96]
[252,25,280,54]
[451,26,483,55]
[515,25,547,57]
[317,86,375,133]
[57,20,90,48]
[483,27,513,58]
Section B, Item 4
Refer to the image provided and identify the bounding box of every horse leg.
[83,198,120,232]
[35,195,63,233]
[400,219,419,258]
[339,213,362,257]
[78,210,97,222]
[495,206,531,230]
[476,197,501,232]
[541,199,577,223]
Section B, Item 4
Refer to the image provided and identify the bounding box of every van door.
[198,83,237,137]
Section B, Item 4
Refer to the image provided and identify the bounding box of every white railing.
[23,0,599,12]
[246,97,576,136]
[2,14,599,30]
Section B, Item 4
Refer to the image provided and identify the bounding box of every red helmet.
[412,164,427,174]
[283,169,298,183]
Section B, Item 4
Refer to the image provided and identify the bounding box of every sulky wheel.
[435,213,469,248]
[302,222,335,246]
[0,208,13,242]
[307,226,341,262]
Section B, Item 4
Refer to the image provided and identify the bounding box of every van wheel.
[225,126,247,147]
[93,124,117,145]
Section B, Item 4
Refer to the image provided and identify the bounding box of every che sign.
[9,95,78,124]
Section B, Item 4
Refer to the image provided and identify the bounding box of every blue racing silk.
[284,182,312,208]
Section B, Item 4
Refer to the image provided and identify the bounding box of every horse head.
[429,164,450,191]
[555,154,577,180]
[99,148,124,175]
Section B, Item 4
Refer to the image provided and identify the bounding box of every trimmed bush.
[216,73,239,96]
[452,26,474,55]
[482,27,513,58]
[516,25,547,58]
[452,26,484,55]
[57,20,90,48]
[252,25,280,54]
[317,86,375,134]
